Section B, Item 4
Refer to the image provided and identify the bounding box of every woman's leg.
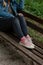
[17,13,28,36]
[17,13,35,48]
[12,17,24,39]
[11,17,35,49]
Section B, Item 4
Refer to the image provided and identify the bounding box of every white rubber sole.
[19,42,35,49]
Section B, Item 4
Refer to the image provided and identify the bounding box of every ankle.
[26,35,30,37]
[20,36,26,42]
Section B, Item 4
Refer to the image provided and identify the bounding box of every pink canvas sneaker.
[26,35,32,42]
[26,35,35,47]
[19,36,35,49]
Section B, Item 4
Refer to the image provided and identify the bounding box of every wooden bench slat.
[8,33,43,59]
[27,21,43,34]
[31,49,43,59]
[0,32,43,65]
[33,62,39,65]
[21,11,43,24]
[33,39,43,49]
[12,33,43,55]
[35,46,43,55]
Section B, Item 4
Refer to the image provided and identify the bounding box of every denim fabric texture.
[0,0,24,18]
[10,0,24,11]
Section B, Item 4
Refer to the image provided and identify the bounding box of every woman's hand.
[18,13,23,16]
